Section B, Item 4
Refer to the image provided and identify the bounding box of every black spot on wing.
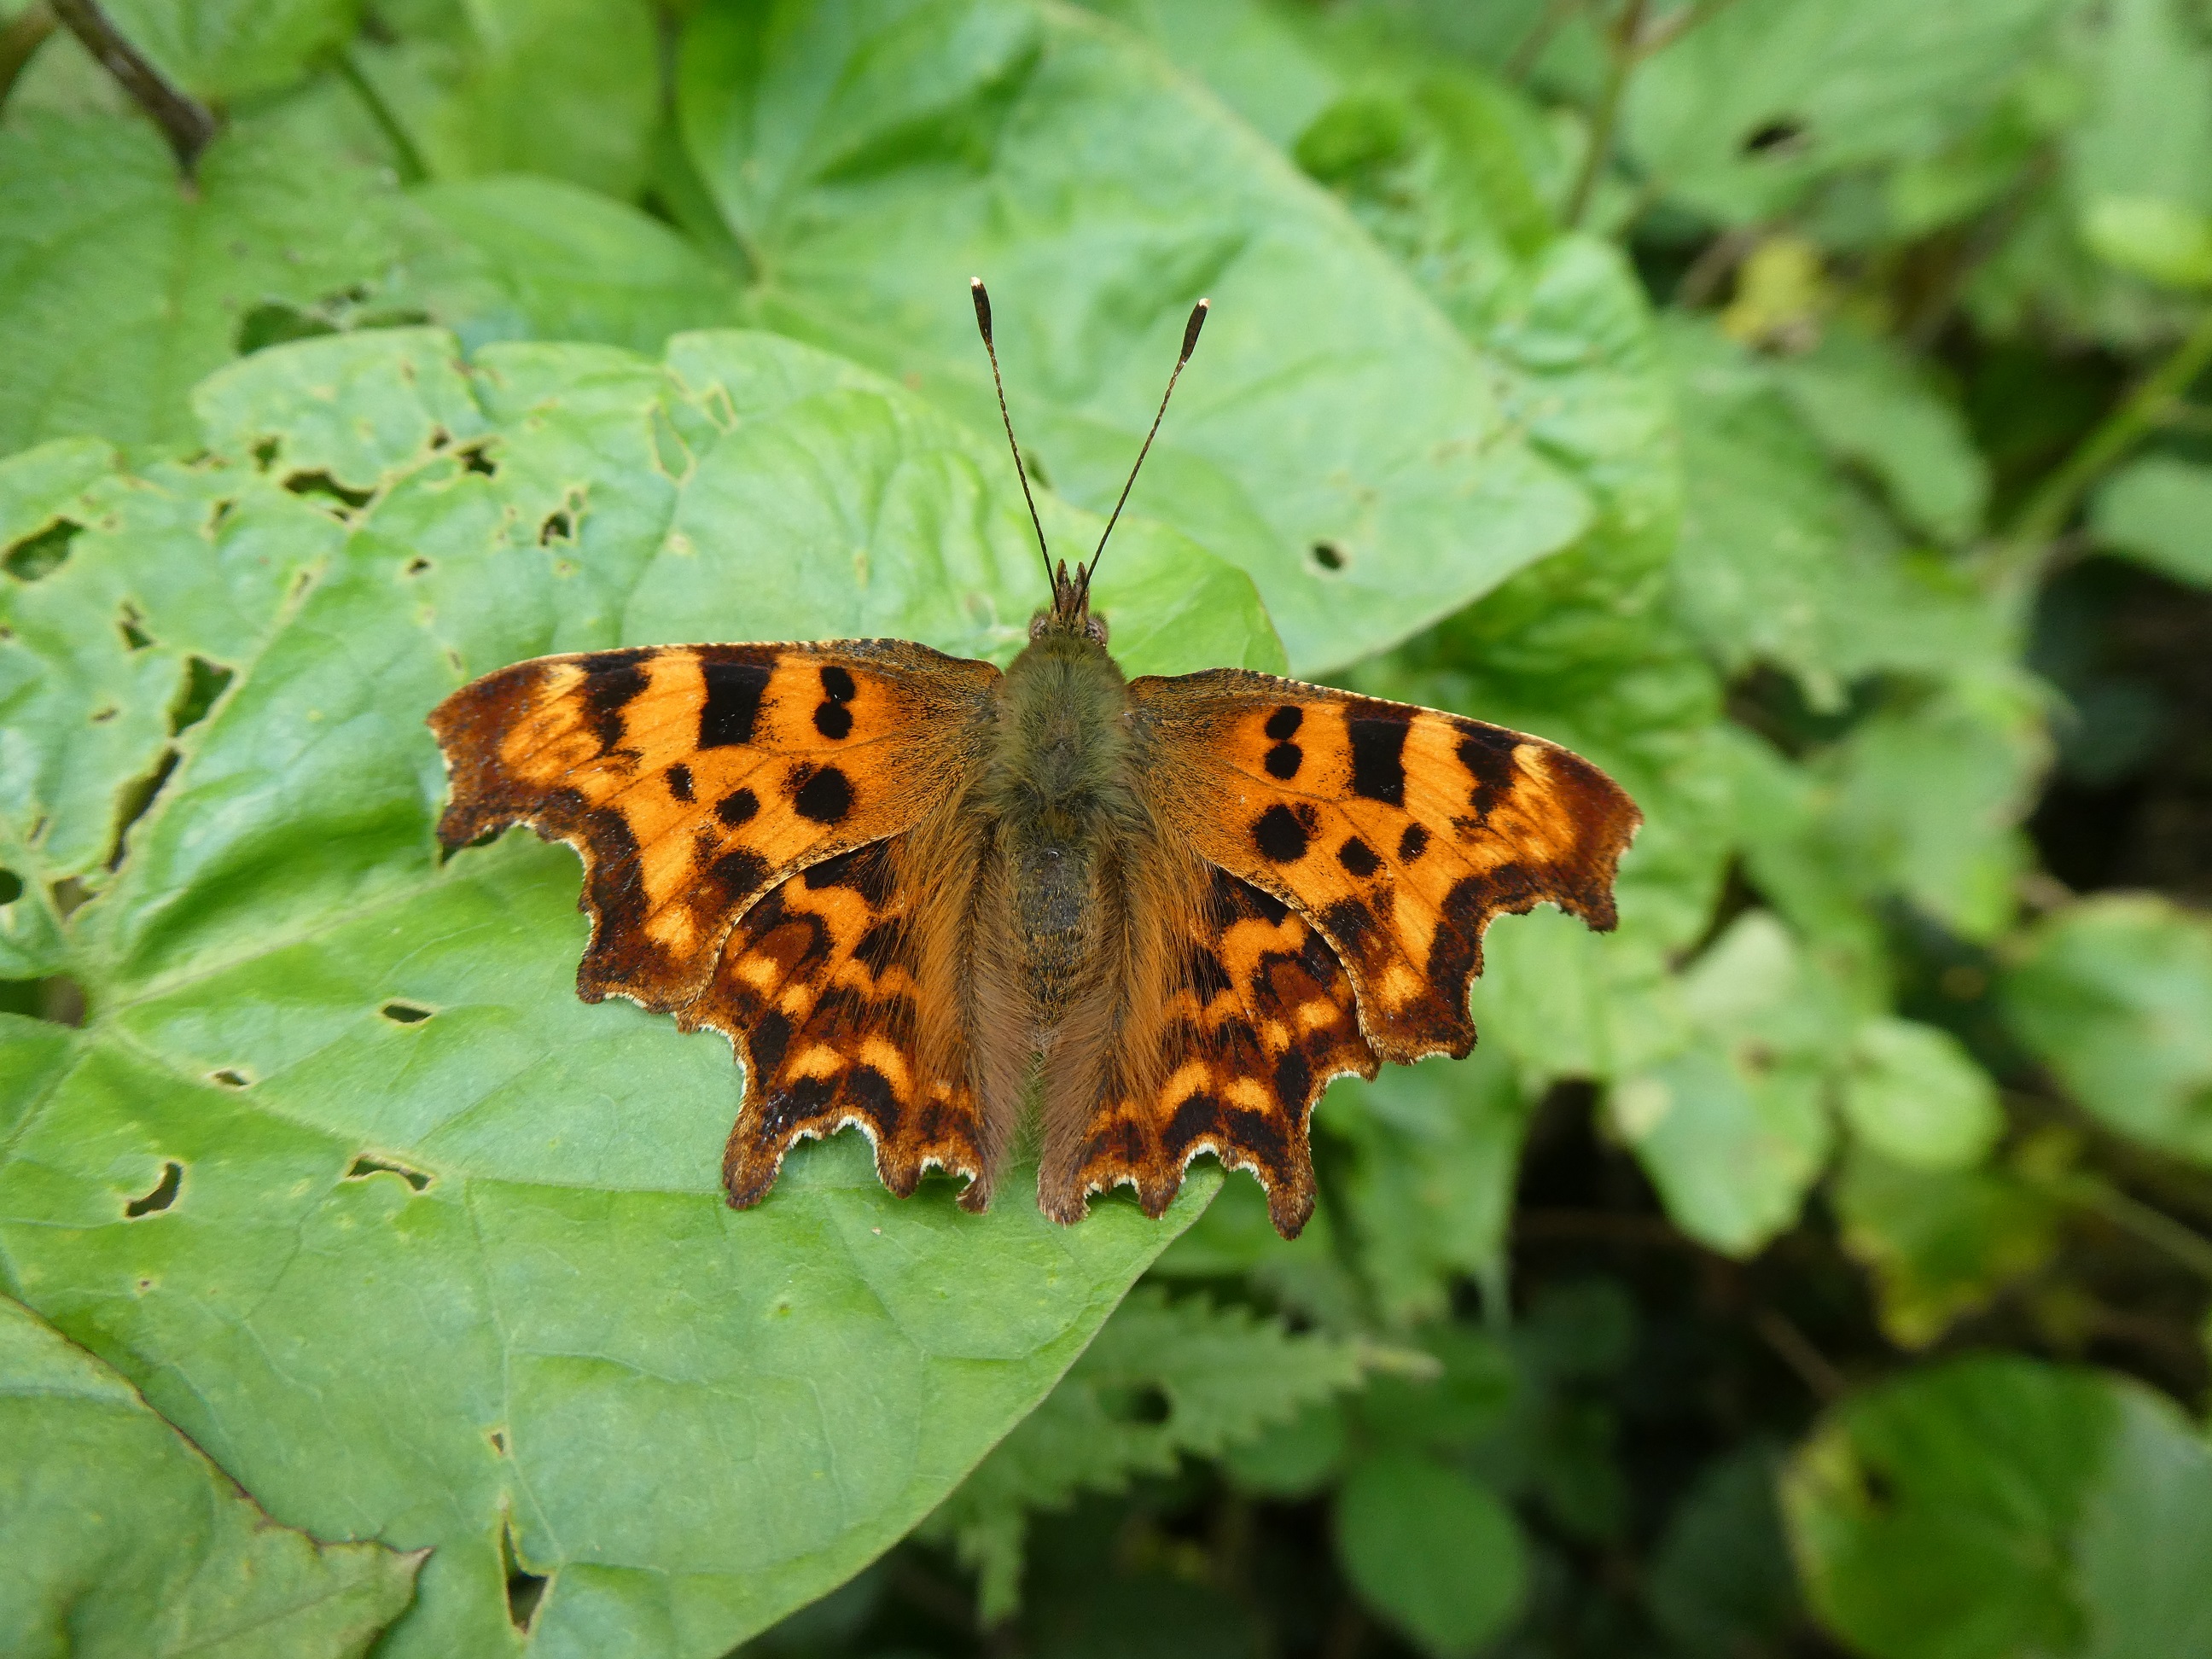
[820,665,856,702]
[1253,803,1313,864]
[1337,837,1381,878]
[700,659,771,749]
[813,701,853,740]
[1398,823,1429,863]
[1456,724,1520,818]
[1264,742,1301,779]
[749,1007,793,1079]
[1273,1048,1313,1110]
[706,845,772,905]
[789,764,853,824]
[1265,705,1303,740]
[667,763,694,803]
[1347,708,1411,806]
[803,840,895,908]
[1246,885,1289,928]
[716,787,758,828]
[579,649,651,749]
[1322,897,1374,955]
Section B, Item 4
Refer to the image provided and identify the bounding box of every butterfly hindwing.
[429,638,998,1013]
[710,836,991,1208]
[1128,670,1640,1064]
[1054,866,1378,1238]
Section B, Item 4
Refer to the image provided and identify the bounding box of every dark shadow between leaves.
[125,1161,183,1218]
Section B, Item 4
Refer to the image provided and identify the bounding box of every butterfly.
[427,282,1640,1239]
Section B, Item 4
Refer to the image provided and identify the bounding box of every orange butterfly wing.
[428,639,999,1199]
[1130,670,1639,1062]
[1057,865,1379,1239]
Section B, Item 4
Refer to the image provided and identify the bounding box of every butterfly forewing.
[428,637,1000,1202]
[1128,669,1641,1065]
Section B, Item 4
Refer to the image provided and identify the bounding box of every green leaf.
[0,328,1275,1657]
[1772,323,1990,544]
[1841,1017,2003,1171]
[676,0,1592,673]
[1612,912,1844,1254]
[2068,0,2212,225]
[100,0,360,100]
[929,1289,1377,1620]
[1834,1142,2061,1348]
[1784,1355,2212,1659]
[395,176,746,355]
[1334,1452,1527,1657]
[0,1291,422,1657]
[1647,1441,1802,1659]
[2090,455,2212,586]
[2081,196,2212,291]
[2000,894,2212,1165]
[1325,1051,1528,1327]
[1626,0,2075,225]
[350,0,661,196]
[0,113,413,457]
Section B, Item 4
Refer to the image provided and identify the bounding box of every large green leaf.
[101,0,360,100]
[0,111,412,457]
[1784,1355,2212,1659]
[675,0,1592,673]
[0,1292,422,1657]
[2000,894,2212,1166]
[0,328,1280,1657]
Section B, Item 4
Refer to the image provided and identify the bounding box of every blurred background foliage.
[3,0,2212,1655]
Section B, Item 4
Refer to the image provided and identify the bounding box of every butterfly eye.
[1029,610,1051,641]
[1086,614,1109,645]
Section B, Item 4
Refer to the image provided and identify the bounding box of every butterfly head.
[1033,559,1108,644]
[971,277,1206,654]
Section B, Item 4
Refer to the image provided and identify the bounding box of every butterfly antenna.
[1086,297,1208,582]
[970,278,1056,595]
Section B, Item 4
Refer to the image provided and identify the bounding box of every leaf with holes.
[675,0,1591,673]
[0,1289,424,1656]
[0,326,1284,1659]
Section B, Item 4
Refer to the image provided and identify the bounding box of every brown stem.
[50,0,215,173]
[1563,0,1649,230]
[0,3,56,105]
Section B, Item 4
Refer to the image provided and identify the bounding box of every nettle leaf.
[2000,894,2212,1166]
[926,1287,1379,1621]
[0,1291,422,1657]
[676,0,1592,674]
[1784,1354,2212,1659]
[0,328,1279,1658]
[1335,1452,1527,1658]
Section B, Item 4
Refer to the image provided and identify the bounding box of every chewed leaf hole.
[1310,540,1347,571]
[0,868,20,905]
[125,1161,183,1218]
[404,556,432,576]
[209,1068,252,1089]
[252,438,281,470]
[283,471,374,511]
[487,1428,509,1456]
[118,606,154,650]
[346,1154,432,1192]
[171,657,234,736]
[5,518,81,582]
[1743,117,1808,155]
[500,1516,549,1632]
[380,1000,434,1025]
[538,510,573,544]
[106,748,180,870]
[458,444,498,478]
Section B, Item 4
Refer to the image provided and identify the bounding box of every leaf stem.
[333,48,428,185]
[49,0,214,174]
[0,3,56,106]
[1994,306,2212,585]
[1563,0,1648,230]
[2073,1179,2212,1284]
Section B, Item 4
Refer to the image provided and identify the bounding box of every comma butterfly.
[428,283,1640,1238]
